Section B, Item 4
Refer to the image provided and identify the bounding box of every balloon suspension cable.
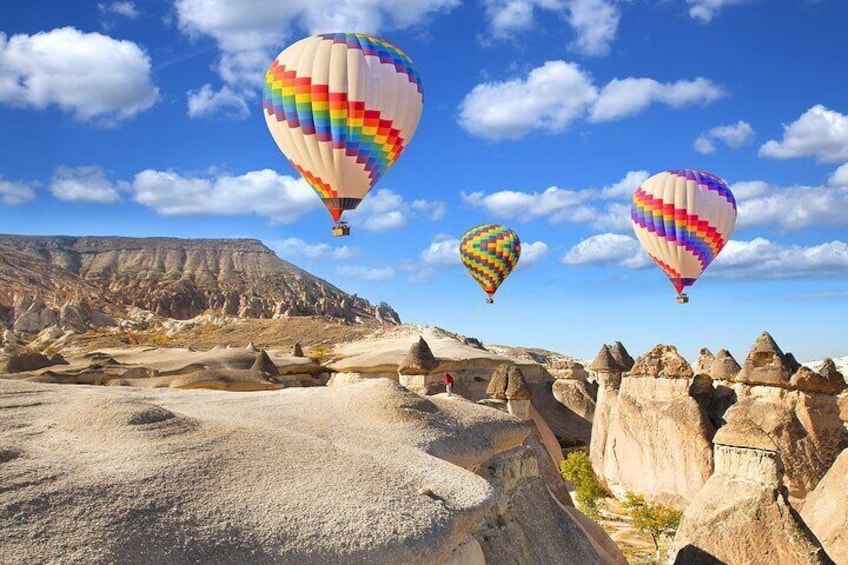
[485,296,494,304]
[676,293,690,304]
[331,222,350,237]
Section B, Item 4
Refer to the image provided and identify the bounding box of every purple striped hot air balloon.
[630,169,737,303]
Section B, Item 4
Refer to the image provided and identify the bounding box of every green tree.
[560,451,606,519]
[621,492,683,561]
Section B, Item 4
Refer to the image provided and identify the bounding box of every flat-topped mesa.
[397,337,439,376]
[608,341,634,372]
[735,331,794,387]
[629,344,694,379]
[694,347,715,375]
[790,365,847,396]
[709,348,741,381]
[589,345,624,389]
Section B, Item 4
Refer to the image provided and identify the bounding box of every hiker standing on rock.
[443,371,454,396]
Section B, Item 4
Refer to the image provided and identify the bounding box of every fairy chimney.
[609,341,635,372]
[291,342,304,358]
[736,332,793,388]
[713,417,782,489]
[488,364,532,420]
[398,337,439,376]
[590,345,624,390]
[695,347,716,375]
[710,349,742,381]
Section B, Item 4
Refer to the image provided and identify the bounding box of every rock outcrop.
[736,331,794,388]
[487,364,532,419]
[398,337,439,375]
[608,341,634,372]
[291,342,304,358]
[670,416,834,565]
[801,449,848,564]
[0,378,623,564]
[709,348,741,380]
[694,347,715,375]
[251,350,279,376]
[598,345,713,506]
[588,345,624,482]
[790,365,846,396]
[2,351,59,373]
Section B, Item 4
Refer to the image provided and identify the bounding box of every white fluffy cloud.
[562,233,848,280]
[694,120,755,154]
[132,168,319,222]
[589,77,725,123]
[336,265,396,281]
[187,84,250,119]
[516,240,549,268]
[829,163,848,187]
[0,27,158,123]
[759,105,848,164]
[462,170,646,230]
[98,2,139,19]
[734,181,848,232]
[459,61,725,139]
[50,166,126,204]
[173,0,458,112]
[273,238,360,261]
[562,233,650,268]
[420,235,461,267]
[687,0,751,23]
[0,177,36,205]
[346,189,446,231]
[458,61,598,140]
[484,0,619,56]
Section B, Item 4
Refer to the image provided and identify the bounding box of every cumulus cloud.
[0,27,158,123]
[273,237,360,261]
[459,61,725,140]
[132,168,319,222]
[419,235,461,268]
[336,265,396,281]
[484,0,620,56]
[829,163,848,187]
[346,189,446,231]
[187,84,250,119]
[516,240,549,268]
[50,166,126,204]
[98,2,139,19]
[589,77,725,123]
[562,233,650,268]
[0,177,36,205]
[687,0,751,23]
[562,233,848,280]
[759,105,848,164]
[694,120,755,154]
[458,61,597,140]
[462,170,645,231]
[735,181,848,232]
[173,0,458,113]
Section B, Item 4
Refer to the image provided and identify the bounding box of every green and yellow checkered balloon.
[459,224,521,303]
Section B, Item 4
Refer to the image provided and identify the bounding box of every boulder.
[2,352,56,373]
[817,359,844,386]
[552,379,597,423]
[736,331,794,388]
[629,344,694,379]
[397,337,439,375]
[670,415,834,565]
[801,449,848,564]
[790,366,846,396]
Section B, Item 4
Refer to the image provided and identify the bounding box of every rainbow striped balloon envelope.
[263,33,424,234]
[630,170,737,302]
[460,224,522,303]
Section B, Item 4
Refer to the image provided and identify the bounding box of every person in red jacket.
[443,371,454,396]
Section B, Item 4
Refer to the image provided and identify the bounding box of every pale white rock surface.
[801,448,848,564]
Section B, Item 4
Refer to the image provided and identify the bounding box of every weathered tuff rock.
[694,347,715,375]
[588,345,622,374]
[0,235,401,325]
[723,396,847,502]
[588,346,624,481]
[790,365,847,396]
[671,415,834,565]
[597,344,713,506]
[251,350,279,376]
[397,337,439,375]
[0,378,623,565]
[291,342,304,358]
[2,351,60,373]
[802,449,848,564]
[608,341,634,372]
[736,331,795,388]
[709,348,741,380]
[552,378,597,423]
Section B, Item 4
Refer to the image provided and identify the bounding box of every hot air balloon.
[460,224,521,304]
[263,33,424,236]
[630,169,736,303]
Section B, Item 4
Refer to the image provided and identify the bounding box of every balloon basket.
[331,223,350,237]
[485,296,494,304]
[676,294,689,304]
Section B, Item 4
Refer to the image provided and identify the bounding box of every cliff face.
[0,235,400,327]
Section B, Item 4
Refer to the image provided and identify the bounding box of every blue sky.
[1,0,847,362]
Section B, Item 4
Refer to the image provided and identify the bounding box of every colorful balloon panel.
[630,169,736,295]
[460,224,521,299]
[263,33,423,223]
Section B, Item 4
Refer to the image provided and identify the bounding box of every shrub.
[560,451,606,519]
[621,492,683,560]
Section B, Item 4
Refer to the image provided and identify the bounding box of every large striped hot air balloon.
[263,33,424,236]
[630,169,737,303]
[460,224,521,304]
